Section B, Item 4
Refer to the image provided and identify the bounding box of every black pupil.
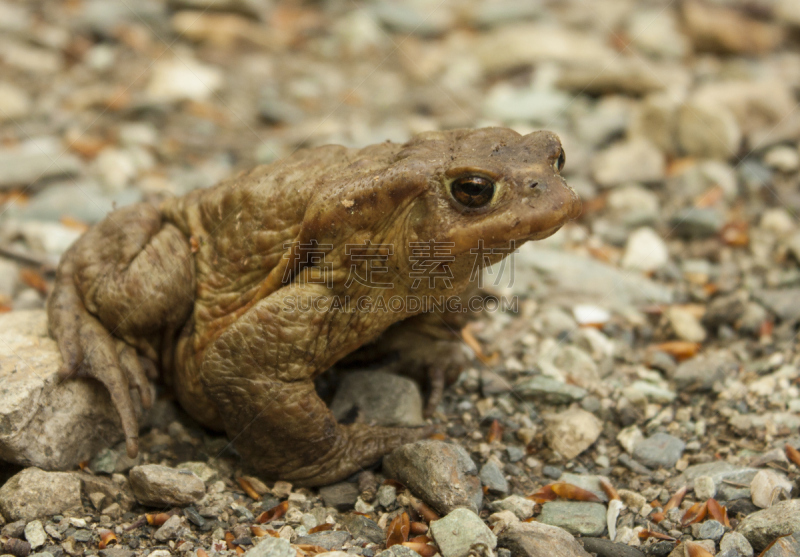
[557,150,565,171]
[452,177,494,208]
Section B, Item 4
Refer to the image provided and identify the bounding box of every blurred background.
[0,0,799,310]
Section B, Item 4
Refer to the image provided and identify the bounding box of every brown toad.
[47,127,580,486]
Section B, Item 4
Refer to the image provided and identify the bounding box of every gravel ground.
[1,1,800,556]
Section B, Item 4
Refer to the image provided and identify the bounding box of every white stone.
[544,408,602,460]
[621,227,669,273]
[146,56,223,103]
[750,469,793,509]
[0,310,147,469]
[24,519,47,549]
[0,81,31,121]
[591,138,665,187]
[430,508,497,557]
[763,145,800,173]
[572,304,611,326]
[678,100,741,159]
[665,306,707,343]
[694,475,716,500]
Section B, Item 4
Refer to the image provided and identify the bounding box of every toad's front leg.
[198,283,430,486]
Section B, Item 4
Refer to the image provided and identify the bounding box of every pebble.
[479,459,509,494]
[499,520,591,557]
[129,464,205,507]
[176,461,219,484]
[683,0,783,55]
[664,306,707,343]
[671,353,735,392]
[340,514,383,545]
[383,440,482,515]
[591,139,665,187]
[626,8,688,59]
[515,376,587,404]
[23,520,46,549]
[0,468,82,521]
[430,508,497,557]
[491,495,535,520]
[696,519,725,541]
[669,208,725,239]
[763,145,800,172]
[146,57,223,103]
[153,514,184,541]
[330,371,423,426]
[760,531,800,556]
[719,532,753,557]
[737,499,800,552]
[538,501,606,537]
[543,408,602,460]
[318,482,360,511]
[377,546,424,557]
[0,81,31,121]
[749,469,793,509]
[0,140,83,190]
[632,433,685,469]
[606,184,660,228]
[621,227,669,273]
[678,99,742,159]
[295,531,352,550]
[694,475,716,500]
[244,536,295,557]
[377,484,396,508]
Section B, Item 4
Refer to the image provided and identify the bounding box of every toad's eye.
[555,149,565,172]
[451,176,495,209]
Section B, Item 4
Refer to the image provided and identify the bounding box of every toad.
[47,127,580,486]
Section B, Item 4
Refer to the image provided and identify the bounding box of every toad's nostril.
[529,181,539,189]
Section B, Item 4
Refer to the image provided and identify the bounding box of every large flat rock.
[0,310,146,469]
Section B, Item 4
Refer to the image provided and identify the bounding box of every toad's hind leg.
[47,203,194,456]
[199,285,431,486]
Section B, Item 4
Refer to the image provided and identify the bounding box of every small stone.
[23,520,46,549]
[377,546,425,557]
[491,495,535,520]
[481,370,512,396]
[737,500,800,552]
[671,353,735,392]
[760,531,800,556]
[750,470,793,509]
[694,476,716,500]
[763,145,800,173]
[621,227,668,273]
[0,468,82,521]
[515,376,587,404]
[591,139,665,187]
[340,514,383,544]
[383,440,482,515]
[626,8,688,59]
[719,532,753,557]
[683,0,784,55]
[295,531,352,550]
[697,519,725,541]
[430,508,497,557]
[543,408,601,460]
[0,82,31,122]
[244,536,295,557]
[176,462,219,484]
[0,140,83,190]
[538,501,606,537]
[632,433,685,469]
[377,484,397,508]
[499,520,591,557]
[271,481,292,499]
[146,56,223,103]
[669,208,725,239]
[129,465,205,507]
[318,483,360,511]
[664,307,707,343]
[330,371,423,427]
[153,514,183,542]
[479,459,508,494]
[607,184,660,228]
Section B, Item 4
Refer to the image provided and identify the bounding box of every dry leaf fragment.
[237,477,262,500]
[681,501,707,527]
[599,478,619,501]
[706,498,729,527]
[386,512,410,547]
[197,550,210,557]
[251,526,279,538]
[402,542,438,557]
[684,541,713,557]
[409,535,432,543]
[638,530,676,541]
[409,522,428,535]
[651,341,700,361]
[295,544,329,555]
[528,484,557,504]
[19,268,48,294]
[650,511,666,524]
[257,501,288,524]
[408,498,439,523]
[98,529,117,549]
[146,513,173,527]
[487,419,503,443]
[550,483,602,502]
[308,523,333,534]
[664,486,688,512]
[785,444,800,467]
